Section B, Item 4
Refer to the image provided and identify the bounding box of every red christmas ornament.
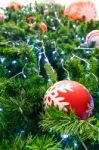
[86,30,99,48]
[44,80,94,119]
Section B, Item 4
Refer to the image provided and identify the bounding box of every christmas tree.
[0,1,99,150]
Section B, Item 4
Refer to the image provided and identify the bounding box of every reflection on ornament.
[44,80,94,119]
[86,30,99,48]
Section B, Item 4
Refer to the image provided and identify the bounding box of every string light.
[73,141,78,148]
[8,70,11,73]
[61,58,64,63]
[34,40,53,76]
[75,47,94,50]
[52,51,57,55]
[23,74,27,79]
[12,60,17,64]
[61,134,69,139]
[73,24,76,28]
[61,134,70,145]
[61,51,65,55]
[0,108,3,112]
[0,57,5,63]
[47,78,52,82]
[54,12,63,26]
[46,16,50,19]
[52,26,56,30]
[71,53,90,70]
[26,38,30,44]
[60,59,70,80]
[25,57,28,60]
[19,130,25,137]
[10,63,27,79]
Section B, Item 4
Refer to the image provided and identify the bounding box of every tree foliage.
[0,2,99,150]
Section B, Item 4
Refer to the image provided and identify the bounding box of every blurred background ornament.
[30,21,47,32]
[86,30,99,48]
[42,0,55,4]
[44,8,49,15]
[63,0,97,21]
[0,14,5,21]
[39,22,48,32]
[0,8,6,21]
[8,1,22,11]
[27,16,35,24]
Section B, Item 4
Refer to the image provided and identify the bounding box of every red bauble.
[44,80,94,119]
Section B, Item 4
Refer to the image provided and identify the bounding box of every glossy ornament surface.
[44,80,94,119]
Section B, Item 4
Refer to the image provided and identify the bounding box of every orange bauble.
[63,1,97,21]
[39,22,47,32]
[30,22,47,32]
[27,16,47,32]
[44,80,94,119]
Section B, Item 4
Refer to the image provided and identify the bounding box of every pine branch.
[25,135,60,150]
[39,107,99,141]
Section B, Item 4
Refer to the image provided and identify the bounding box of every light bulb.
[12,60,17,64]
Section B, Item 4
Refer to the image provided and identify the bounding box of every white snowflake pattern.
[44,81,74,111]
[69,5,78,15]
[77,2,96,21]
[86,100,94,117]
